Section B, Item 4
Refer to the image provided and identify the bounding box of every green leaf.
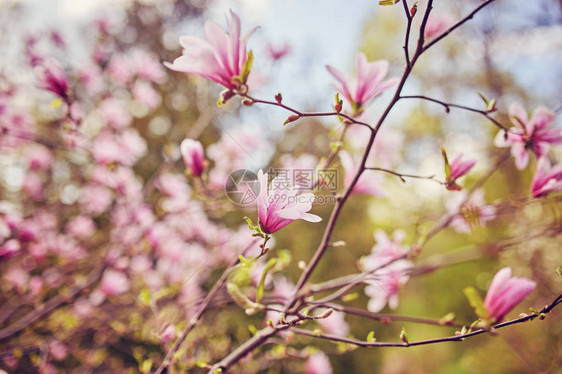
[463,286,489,320]
[366,331,376,342]
[400,327,409,344]
[256,258,278,303]
[379,0,400,5]
[227,282,262,310]
[477,92,489,106]
[441,147,451,180]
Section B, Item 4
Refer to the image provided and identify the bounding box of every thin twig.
[400,94,508,131]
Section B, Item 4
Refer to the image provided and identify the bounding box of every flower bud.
[275,93,283,104]
[180,139,206,177]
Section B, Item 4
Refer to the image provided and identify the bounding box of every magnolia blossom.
[326,52,398,112]
[530,157,562,197]
[494,103,561,169]
[36,58,69,99]
[266,42,291,61]
[364,260,413,313]
[367,229,409,263]
[165,10,257,90]
[180,139,206,177]
[483,267,536,323]
[340,151,384,197]
[305,352,333,374]
[257,170,321,234]
[446,153,476,191]
[448,189,496,234]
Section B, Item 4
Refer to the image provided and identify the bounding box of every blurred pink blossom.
[131,50,166,83]
[165,10,257,90]
[339,151,385,197]
[327,52,398,112]
[305,352,332,374]
[106,54,133,85]
[494,103,561,170]
[26,145,53,170]
[160,324,176,343]
[366,229,409,263]
[266,42,292,61]
[48,341,68,361]
[447,189,496,234]
[22,173,45,201]
[317,310,349,336]
[100,270,130,296]
[0,239,21,260]
[424,14,452,39]
[36,58,68,99]
[180,139,206,177]
[257,170,321,234]
[132,81,161,109]
[65,216,96,239]
[98,99,132,129]
[483,267,536,323]
[530,157,562,197]
[364,260,413,312]
[79,185,113,216]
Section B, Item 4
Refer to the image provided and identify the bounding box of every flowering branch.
[242,94,374,130]
[292,293,561,348]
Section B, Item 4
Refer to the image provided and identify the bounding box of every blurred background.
[0,0,561,373]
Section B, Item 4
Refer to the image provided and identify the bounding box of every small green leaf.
[256,258,278,303]
[227,282,263,310]
[400,327,409,344]
[366,331,376,342]
[439,312,456,326]
[477,92,489,106]
[379,0,400,5]
[441,147,451,180]
[463,286,489,320]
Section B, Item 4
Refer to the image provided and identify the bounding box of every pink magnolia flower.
[36,58,69,99]
[530,157,562,197]
[494,103,561,170]
[339,151,385,197]
[305,352,332,374]
[364,260,413,312]
[483,267,536,323]
[326,52,398,112]
[366,229,409,263]
[446,153,476,191]
[165,10,257,90]
[448,189,496,234]
[257,170,321,234]
[180,139,206,177]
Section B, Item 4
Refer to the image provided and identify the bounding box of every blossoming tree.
[0,0,561,373]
